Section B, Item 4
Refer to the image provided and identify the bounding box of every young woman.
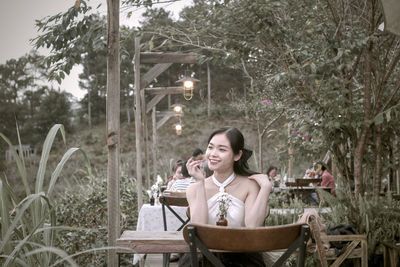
[186,126,272,228]
[182,127,272,266]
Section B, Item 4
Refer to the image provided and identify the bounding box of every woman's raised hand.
[186,157,205,180]
[247,174,273,192]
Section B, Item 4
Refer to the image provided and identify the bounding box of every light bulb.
[183,80,193,89]
[174,106,182,113]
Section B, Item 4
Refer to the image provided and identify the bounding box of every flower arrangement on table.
[216,193,232,226]
[146,175,164,204]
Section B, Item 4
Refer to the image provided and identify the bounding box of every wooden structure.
[309,215,368,267]
[106,0,120,266]
[116,231,189,254]
[134,37,197,209]
[382,241,400,267]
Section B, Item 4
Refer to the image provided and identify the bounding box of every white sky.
[0,0,191,101]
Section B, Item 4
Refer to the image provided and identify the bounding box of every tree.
[150,0,400,198]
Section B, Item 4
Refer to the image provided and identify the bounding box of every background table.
[133,203,188,264]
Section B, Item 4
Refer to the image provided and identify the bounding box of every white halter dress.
[207,173,245,227]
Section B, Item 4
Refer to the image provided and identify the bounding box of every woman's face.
[205,133,241,173]
[173,166,184,180]
[269,169,277,178]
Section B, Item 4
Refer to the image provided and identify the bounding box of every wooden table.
[382,241,400,267]
[116,231,189,254]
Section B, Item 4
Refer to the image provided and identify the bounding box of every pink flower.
[394,130,397,135]
[304,136,311,140]
[293,131,298,136]
[262,99,272,104]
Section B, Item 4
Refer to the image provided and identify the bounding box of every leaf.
[374,113,384,125]
[385,110,391,122]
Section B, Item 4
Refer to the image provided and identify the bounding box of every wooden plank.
[145,86,184,95]
[141,63,172,89]
[116,231,189,254]
[320,235,366,242]
[156,111,175,117]
[152,107,157,182]
[140,52,197,64]
[134,37,143,209]
[331,240,360,267]
[157,114,174,130]
[106,0,120,265]
[325,248,362,260]
[146,94,165,113]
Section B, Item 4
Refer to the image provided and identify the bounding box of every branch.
[380,80,400,113]
[241,58,253,91]
[260,110,285,138]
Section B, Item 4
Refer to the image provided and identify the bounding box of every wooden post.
[106,0,120,265]
[288,124,293,178]
[152,107,157,180]
[207,62,211,117]
[141,87,151,188]
[134,37,143,209]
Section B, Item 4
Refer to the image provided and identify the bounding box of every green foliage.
[318,185,400,256]
[0,124,91,266]
[55,170,138,266]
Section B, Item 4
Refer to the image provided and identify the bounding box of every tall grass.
[0,124,91,266]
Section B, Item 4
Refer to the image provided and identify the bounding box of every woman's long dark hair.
[207,126,257,176]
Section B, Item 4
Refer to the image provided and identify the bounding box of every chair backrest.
[160,194,189,231]
[183,223,310,267]
[159,194,188,207]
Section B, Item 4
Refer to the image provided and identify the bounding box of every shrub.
[55,169,138,266]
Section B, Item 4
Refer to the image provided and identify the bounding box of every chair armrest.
[320,234,366,242]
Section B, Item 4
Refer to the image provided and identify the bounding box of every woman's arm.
[186,158,208,224]
[186,180,208,224]
[244,174,272,227]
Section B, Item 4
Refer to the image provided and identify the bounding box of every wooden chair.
[159,192,189,267]
[159,192,189,231]
[308,215,368,267]
[183,222,310,267]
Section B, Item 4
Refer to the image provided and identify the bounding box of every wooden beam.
[140,52,197,64]
[145,86,184,95]
[152,107,157,183]
[157,114,174,130]
[146,94,165,113]
[156,111,176,117]
[106,0,120,265]
[134,37,143,210]
[141,63,172,89]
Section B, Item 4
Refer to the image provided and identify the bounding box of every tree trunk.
[106,0,120,265]
[353,127,368,197]
[373,124,383,197]
[257,122,263,172]
[88,87,92,128]
[354,1,374,197]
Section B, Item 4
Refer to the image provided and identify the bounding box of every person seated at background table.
[169,160,197,191]
[183,126,272,266]
[266,166,277,181]
[266,165,282,186]
[192,147,204,161]
[166,160,184,190]
[314,161,336,195]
